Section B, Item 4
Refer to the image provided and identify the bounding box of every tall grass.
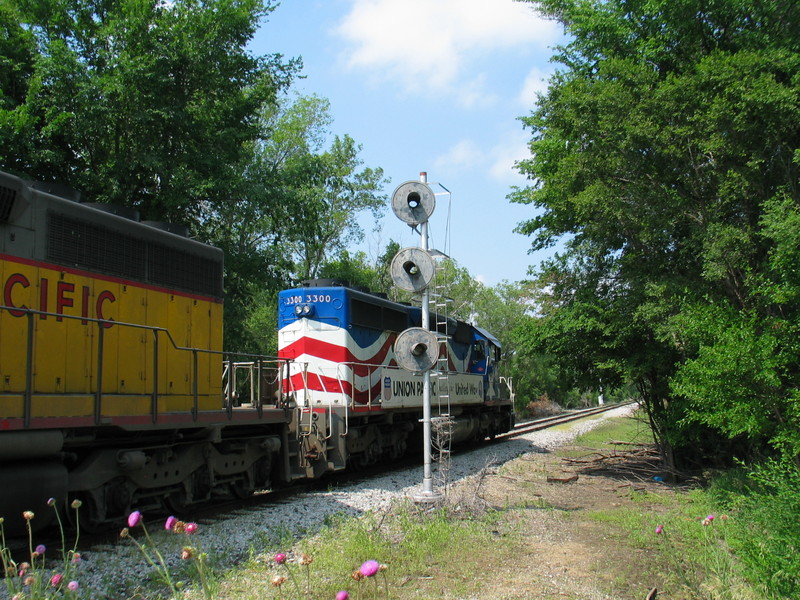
[707,460,800,598]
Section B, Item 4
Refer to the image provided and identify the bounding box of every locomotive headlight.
[294,304,315,318]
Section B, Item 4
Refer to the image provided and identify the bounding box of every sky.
[249,0,565,286]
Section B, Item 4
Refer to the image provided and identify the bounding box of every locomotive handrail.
[304,363,334,440]
[0,303,289,427]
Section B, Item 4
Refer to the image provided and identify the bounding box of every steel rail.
[500,401,637,439]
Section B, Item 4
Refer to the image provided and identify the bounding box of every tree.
[239,93,389,282]
[0,0,298,225]
[287,135,389,280]
[512,0,800,467]
[201,93,389,352]
[318,242,400,294]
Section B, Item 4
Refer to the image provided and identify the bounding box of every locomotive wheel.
[166,489,191,513]
[230,480,255,500]
[66,494,106,534]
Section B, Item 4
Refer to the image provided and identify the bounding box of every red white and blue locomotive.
[277,281,515,471]
[0,168,513,533]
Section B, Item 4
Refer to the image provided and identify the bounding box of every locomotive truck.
[0,169,513,533]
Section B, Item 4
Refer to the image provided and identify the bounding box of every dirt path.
[435,425,679,600]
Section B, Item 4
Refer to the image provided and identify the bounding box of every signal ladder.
[429,252,454,493]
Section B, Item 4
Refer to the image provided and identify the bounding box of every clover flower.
[359,559,380,578]
[127,510,142,527]
[272,575,287,587]
[299,553,313,566]
[50,573,64,587]
[67,580,79,592]
[351,570,364,582]
[165,515,178,531]
[72,552,82,564]
[275,552,287,565]
[181,546,195,560]
[336,591,349,600]
[655,525,664,534]
[35,544,46,555]
[185,522,198,534]
[22,511,34,521]
[702,514,715,526]
[47,497,56,507]
[70,499,82,509]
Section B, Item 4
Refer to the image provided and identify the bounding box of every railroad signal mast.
[389,171,448,503]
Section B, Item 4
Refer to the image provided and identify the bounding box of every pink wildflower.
[71,553,81,563]
[47,498,56,507]
[275,552,287,565]
[359,560,380,578]
[655,525,664,534]
[35,544,46,555]
[702,514,715,526]
[127,510,142,528]
[336,591,349,600]
[165,515,178,531]
[50,574,64,587]
[184,521,198,534]
[67,580,79,592]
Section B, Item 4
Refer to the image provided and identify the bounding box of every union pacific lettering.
[3,271,116,327]
[392,380,438,397]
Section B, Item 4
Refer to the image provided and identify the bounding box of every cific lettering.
[3,273,116,327]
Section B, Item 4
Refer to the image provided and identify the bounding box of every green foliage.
[318,245,399,295]
[1,0,298,225]
[513,0,800,467]
[706,460,800,598]
[198,92,388,352]
[251,94,390,281]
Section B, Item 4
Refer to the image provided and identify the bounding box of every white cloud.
[518,66,552,107]
[489,130,531,183]
[334,0,560,97]
[432,130,531,184]
[433,139,483,173]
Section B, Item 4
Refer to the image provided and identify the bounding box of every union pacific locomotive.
[0,169,513,533]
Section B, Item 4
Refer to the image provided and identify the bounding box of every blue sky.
[249,0,565,286]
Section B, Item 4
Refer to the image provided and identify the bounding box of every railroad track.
[502,401,637,439]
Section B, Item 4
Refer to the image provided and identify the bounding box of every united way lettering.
[3,272,116,326]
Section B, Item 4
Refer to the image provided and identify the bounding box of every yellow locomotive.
[0,170,288,532]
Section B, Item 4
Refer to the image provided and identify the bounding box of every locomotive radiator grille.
[0,183,16,222]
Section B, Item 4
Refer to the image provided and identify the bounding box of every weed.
[0,499,83,599]
[122,511,215,600]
